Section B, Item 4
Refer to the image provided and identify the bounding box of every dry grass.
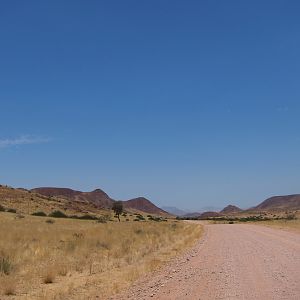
[258,218,300,232]
[0,212,202,299]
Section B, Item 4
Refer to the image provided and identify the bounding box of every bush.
[48,210,68,218]
[286,214,296,220]
[7,208,16,213]
[0,256,13,275]
[46,219,55,224]
[135,214,145,221]
[97,216,107,223]
[77,214,98,220]
[0,204,5,212]
[31,211,47,217]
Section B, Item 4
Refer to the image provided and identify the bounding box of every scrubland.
[258,218,300,232]
[0,212,202,299]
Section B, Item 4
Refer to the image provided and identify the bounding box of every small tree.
[112,201,123,222]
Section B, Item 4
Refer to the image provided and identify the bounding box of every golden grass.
[258,218,300,232]
[0,212,202,299]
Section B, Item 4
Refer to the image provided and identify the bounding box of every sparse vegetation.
[0,213,202,298]
[48,210,68,218]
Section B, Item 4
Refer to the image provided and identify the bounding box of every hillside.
[198,211,222,219]
[32,187,113,208]
[123,197,169,215]
[251,194,300,212]
[1,185,169,216]
[32,186,168,215]
[220,205,243,214]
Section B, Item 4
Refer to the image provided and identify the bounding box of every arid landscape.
[1,1,300,299]
[1,184,300,299]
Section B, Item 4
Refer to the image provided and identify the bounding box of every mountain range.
[0,185,169,216]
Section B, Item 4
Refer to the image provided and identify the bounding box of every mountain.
[250,194,300,212]
[31,187,113,208]
[124,198,169,215]
[31,187,168,215]
[220,205,243,214]
[161,206,187,216]
[182,212,202,218]
[198,211,222,219]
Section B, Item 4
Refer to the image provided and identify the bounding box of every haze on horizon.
[1,1,299,211]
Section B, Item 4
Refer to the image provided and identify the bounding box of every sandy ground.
[113,223,300,300]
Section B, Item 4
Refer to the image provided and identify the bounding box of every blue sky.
[1,1,299,210]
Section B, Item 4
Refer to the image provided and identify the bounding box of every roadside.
[113,222,300,300]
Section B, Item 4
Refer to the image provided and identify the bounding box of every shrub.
[7,208,16,213]
[48,210,68,218]
[46,219,55,224]
[0,256,13,275]
[0,204,5,212]
[286,214,296,220]
[97,216,108,223]
[135,214,145,221]
[31,211,47,217]
[77,214,98,220]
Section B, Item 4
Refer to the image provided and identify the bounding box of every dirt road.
[116,223,300,300]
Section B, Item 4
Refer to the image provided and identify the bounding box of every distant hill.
[182,212,202,218]
[31,187,168,216]
[250,194,300,212]
[124,198,169,215]
[198,211,222,219]
[32,187,113,208]
[220,205,243,214]
[161,206,187,216]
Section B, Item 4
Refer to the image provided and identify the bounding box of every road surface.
[116,223,300,300]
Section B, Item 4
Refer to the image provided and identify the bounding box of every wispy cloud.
[0,135,51,148]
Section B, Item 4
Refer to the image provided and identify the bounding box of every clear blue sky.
[1,1,299,210]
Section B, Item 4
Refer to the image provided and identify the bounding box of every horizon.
[1,1,300,211]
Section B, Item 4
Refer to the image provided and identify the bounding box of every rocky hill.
[220,205,243,214]
[123,197,169,215]
[250,194,300,212]
[198,211,222,219]
[32,187,113,208]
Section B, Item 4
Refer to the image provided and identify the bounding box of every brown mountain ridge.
[31,187,169,216]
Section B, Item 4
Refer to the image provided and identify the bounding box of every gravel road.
[115,223,300,300]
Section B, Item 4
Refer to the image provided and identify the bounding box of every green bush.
[31,211,47,217]
[7,208,16,213]
[0,205,5,212]
[48,210,68,218]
